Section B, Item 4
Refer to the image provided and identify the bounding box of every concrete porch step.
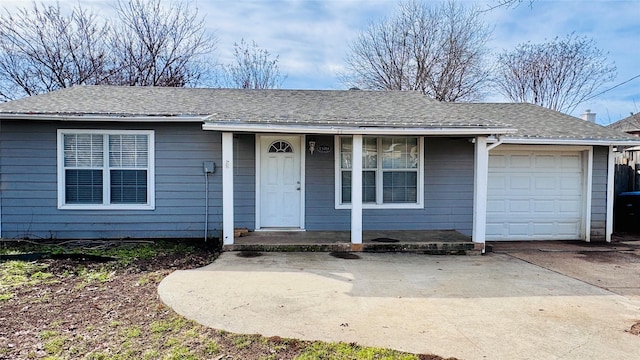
[223,241,482,255]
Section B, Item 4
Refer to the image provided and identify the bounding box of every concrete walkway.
[159,251,640,360]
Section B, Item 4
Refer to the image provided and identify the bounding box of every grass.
[0,239,205,267]
[232,333,258,349]
[0,260,57,301]
[294,342,422,360]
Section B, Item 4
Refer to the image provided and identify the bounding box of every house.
[607,113,640,194]
[0,86,638,251]
[608,113,640,136]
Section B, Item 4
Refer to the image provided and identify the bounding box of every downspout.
[204,171,209,242]
[203,161,215,242]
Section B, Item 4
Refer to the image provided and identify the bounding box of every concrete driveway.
[158,244,640,360]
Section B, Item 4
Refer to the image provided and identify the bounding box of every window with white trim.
[336,136,423,209]
[58,130,154,209]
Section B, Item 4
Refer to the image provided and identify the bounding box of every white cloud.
[0,0,637,121]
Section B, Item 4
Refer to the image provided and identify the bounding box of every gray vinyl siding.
[233,134,256,230]
[304,137,474,235]
[590,146,608,240]
[1,121,606,241]
[304,135,347,230]
[0,120,224,240]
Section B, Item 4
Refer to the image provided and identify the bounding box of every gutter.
[493,138,640,147]
[0,113,207,122]
[201,122,518,136]
[486,135,504,151]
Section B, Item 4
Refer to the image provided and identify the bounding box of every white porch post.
[606,145,615,242]
[473,136,489,252]
[222,132,234,245]
[351,134,363,245]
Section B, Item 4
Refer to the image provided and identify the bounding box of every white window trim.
[334,135,424,210]
[57,129,155,210]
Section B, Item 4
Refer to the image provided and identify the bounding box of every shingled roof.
[607,113,640,133]
[0,85,637,143]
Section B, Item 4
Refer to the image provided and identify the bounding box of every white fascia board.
[497,138,640,146]
[0,113,206,122]
[202,122,516,136]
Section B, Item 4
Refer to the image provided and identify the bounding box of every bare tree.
[222,39,286,89]
[0,2,111,100]
[112,0,216,87]
[484,0,535,11]
[343,0,491,102]
[493,33,616,113]
[0,0,218,100]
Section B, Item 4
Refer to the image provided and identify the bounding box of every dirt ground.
[2,236,639,359]
[0,241,446,360]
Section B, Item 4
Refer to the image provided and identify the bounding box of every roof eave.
[201,122,516,136]
[0,113,207,122]
[498,137,640,146]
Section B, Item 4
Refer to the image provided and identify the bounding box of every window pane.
[268,141,293,153]
[340,136,352,169]
[341,171,351,202]
[65,169,103,203]
[382,137,418,169]
[342,170,376,203]
[363,137,377,169]
[64,134,103,167]
[111,170,148,204]
[109,135,148,168]
[363,170,376,202]
[383,171,417,203]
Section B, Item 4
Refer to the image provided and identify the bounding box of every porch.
[223,230,482,255]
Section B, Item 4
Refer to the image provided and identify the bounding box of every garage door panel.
[561,154,582,168]
[486,222,510,238]
[509,200,531,212]
[534,155,555,168]
[489,154,506,167]
[488,175,505,189]
[534,176,556,190]
[509,176,531,190]
[532,222,554,235]
[557,222,581,235]
[487,149,584,241]
[509,154,532,168]
[560,176,582,190]
[559,200,581,213]
[534,200,554,212]
[508,223,530,236]
[487,199,505,213]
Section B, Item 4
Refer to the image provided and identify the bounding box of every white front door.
[259,135,302,228]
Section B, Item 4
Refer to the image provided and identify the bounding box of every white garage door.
[487,149,585,241]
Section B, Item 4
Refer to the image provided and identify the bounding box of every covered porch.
[223,230,482,255]
[216,131,497,253]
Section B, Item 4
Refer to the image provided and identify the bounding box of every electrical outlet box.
[203,161,215,174]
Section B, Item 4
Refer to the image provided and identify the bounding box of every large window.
[57,130,154,209]
[336,136,423,209]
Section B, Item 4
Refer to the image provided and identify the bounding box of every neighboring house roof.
[607,113,640,134]
[0,85,637,144]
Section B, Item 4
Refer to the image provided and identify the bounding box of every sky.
[0,0,638,124]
